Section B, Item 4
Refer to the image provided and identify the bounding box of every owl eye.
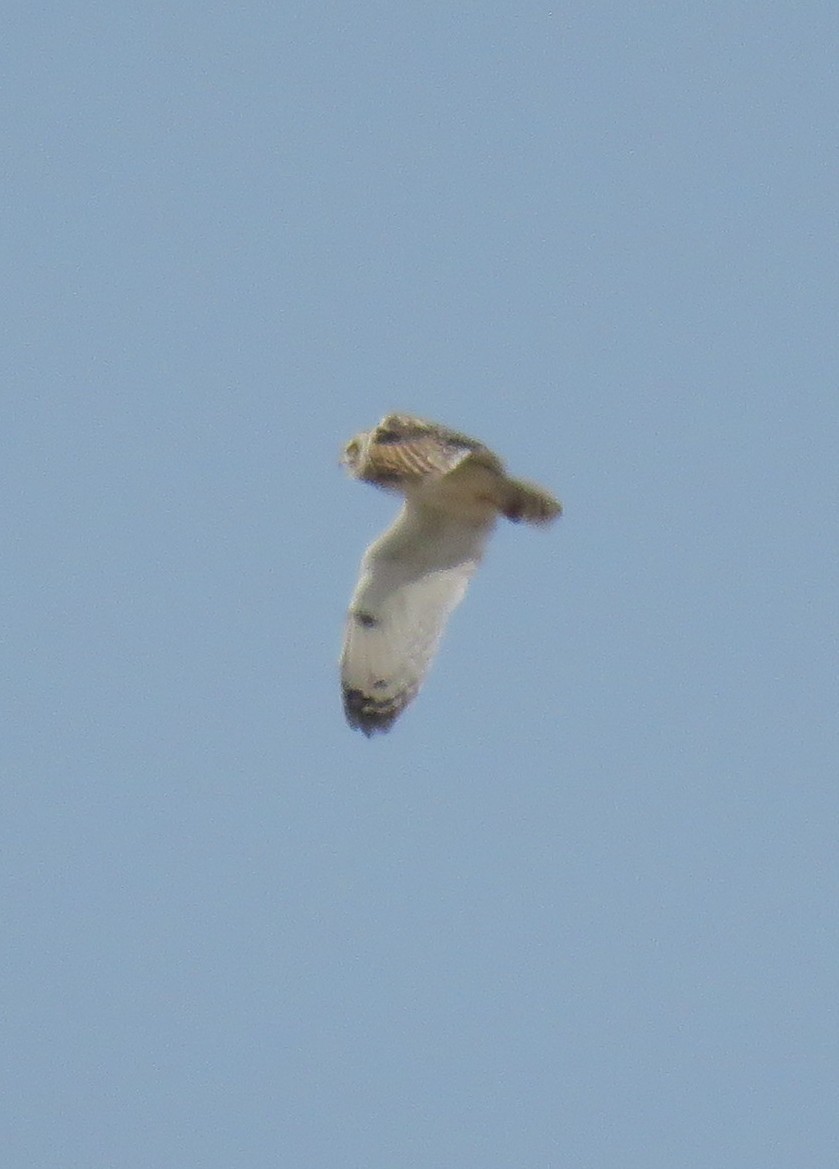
[343,439,361,462]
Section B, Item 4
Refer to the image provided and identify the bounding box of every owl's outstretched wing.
[340,501,492,735]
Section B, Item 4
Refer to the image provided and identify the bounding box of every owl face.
[340,430,371,477]
[341,416,418,483]
[341,428,406,489]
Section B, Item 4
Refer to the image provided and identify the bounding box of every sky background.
[3,3,838,1166]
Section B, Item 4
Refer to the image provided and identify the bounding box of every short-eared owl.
[340,413,562,735]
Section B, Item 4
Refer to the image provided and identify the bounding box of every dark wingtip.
[343,687,401,736]
[501,479,563,525]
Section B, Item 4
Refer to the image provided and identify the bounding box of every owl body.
[340,414,562,735]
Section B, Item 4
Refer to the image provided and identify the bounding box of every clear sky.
[4,4,838,1167]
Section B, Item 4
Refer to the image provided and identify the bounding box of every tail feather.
[501,477,563,524]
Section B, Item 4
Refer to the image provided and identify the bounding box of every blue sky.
[4,4,838,1166]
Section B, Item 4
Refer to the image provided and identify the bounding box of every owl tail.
[501,477,563,524]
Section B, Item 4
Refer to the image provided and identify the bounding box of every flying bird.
[339,413,562,735]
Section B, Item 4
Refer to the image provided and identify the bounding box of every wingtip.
[343,687,401,736]
[502,478,563,525]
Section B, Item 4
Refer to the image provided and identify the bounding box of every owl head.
[340,415,427,486]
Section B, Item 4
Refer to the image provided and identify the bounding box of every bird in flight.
[339,413,562,735]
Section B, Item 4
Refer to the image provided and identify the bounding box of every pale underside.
[340,414,561,735]
[341,455,497,735]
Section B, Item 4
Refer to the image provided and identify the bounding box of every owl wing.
[363,425,496,485]
[341,499,493,735]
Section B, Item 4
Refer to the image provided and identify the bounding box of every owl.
[340,413,562,735]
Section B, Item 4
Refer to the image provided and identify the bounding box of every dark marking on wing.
[353,610,379,628]
[343,687,407,736]
[369,471,403,485]
[373,428,403,444]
